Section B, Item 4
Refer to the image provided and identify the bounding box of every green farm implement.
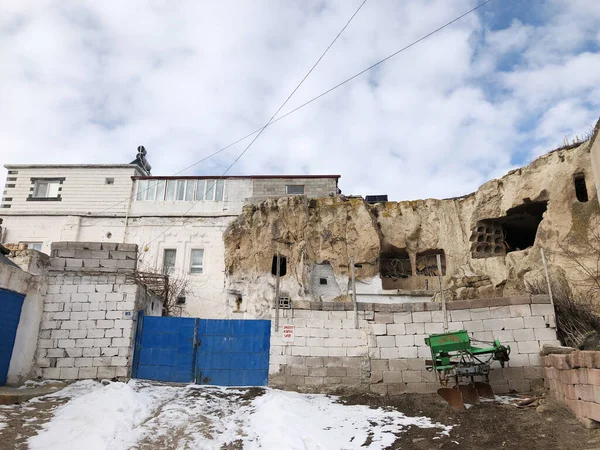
[425,330,510,411]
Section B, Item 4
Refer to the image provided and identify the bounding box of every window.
[176,180,186,200]
[156,180,166,200]
[286,185,304,195]
[185,180,195,201]
[136,180,147,201]
[163,249,177,274]
[165,180,177,200]
[22,242,42,251]
[33,180,60,198]
[319,277,328,285]
[271,254,287,277]
[195,180,206,201]
[190,249,204,274]
[105,178,114,185]
[215,179,224,201]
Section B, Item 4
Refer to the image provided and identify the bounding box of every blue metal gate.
[0,289,25,386]
[132,315,271,386]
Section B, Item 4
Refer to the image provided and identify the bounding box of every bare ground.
[340,392,600,450]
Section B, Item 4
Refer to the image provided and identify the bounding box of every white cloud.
[0,0,599,202]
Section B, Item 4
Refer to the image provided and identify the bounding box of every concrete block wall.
[269,295,558,394]
[250,178,338,200]
[34,241,155,380]
[543,351,600,425]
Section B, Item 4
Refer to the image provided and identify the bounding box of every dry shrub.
[526,275,600,347]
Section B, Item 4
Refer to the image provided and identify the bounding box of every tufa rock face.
[224,141,599,315]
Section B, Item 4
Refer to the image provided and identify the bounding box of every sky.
[1,0,599,201]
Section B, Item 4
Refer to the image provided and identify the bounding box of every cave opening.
[470,200,548,258]
[271,255,287,277]
[574,173,589,203]
[416,249,446,276]
[379,245,411,279]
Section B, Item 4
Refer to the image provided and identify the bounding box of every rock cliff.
[224,137,600,317]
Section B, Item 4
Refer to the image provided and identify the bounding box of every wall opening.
[415,249,446,276]
[574,173,589,203]
[470,200,548,258]
[311,263,342,301]
[271,255,287,277]
[380,245,411,279]
[319,277,328,285]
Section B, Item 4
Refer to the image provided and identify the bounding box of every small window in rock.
[286,185,304,195]
[319,277,328,285]
[279,297,292,309]
[271,255,287,277]
[574,173,588,202]
[105,178,115,185]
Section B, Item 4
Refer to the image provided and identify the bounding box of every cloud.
[0,0,599,202]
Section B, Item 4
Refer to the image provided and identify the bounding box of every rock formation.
[224,132,600,317]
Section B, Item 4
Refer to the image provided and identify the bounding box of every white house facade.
[0,152,340,318]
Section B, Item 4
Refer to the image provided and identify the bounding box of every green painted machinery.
[425,330,510,410]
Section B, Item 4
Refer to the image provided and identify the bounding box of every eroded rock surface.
[224,139,600,316]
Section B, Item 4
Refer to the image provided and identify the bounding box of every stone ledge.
[291,294,551,313]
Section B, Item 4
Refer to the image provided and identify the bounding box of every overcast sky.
[1,0,599,200]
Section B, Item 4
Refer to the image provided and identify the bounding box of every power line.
[98,0,369,215]
[102,0,493,216]
[142,0,370,245]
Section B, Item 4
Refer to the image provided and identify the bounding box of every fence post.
[350,257,358,329]
[540,248,555,311]
[436,254,448,332]
[274,252,281,332]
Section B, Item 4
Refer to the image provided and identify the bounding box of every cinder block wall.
[269,295,558,394]
[543,351,600,425]
[36,242,154,380]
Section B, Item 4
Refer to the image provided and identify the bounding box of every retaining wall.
[269,295,558,394]
[35,242,162,380]
[543,350,600,425]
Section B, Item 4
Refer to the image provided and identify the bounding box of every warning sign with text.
[282,324,295,342]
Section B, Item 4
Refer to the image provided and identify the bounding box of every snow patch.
[28,381,173,450]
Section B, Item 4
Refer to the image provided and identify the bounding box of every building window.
[190,249,204,274]
[105,178,115,185]
[319,277,328,285]
[286,185,304,195]
[33,180,60,198]
[163,249,177,274]
[574,173,589,203]
[22,242,42,251]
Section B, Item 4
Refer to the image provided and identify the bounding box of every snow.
[27,381,453,449]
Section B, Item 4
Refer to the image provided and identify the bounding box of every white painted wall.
[0,263,47,385]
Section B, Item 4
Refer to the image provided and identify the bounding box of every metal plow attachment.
[473,381,495,399]
[438,387,465,411]
[459,384,480,405]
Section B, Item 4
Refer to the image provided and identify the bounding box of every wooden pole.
[274,252,281,332]
[351,257,358,329]
[436,254,448,332]
[540,248,555,310]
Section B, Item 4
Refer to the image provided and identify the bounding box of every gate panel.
[195,319,271,387]
[0,289,25,386]
[134,316,196,383]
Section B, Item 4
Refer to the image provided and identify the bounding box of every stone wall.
[35,241,162,380]
[543,350,600,426]
[269,295,557,394]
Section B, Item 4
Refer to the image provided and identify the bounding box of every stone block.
[79,367,98,379]
[327,347,346,357]
[512,329,535,341]
[424,322,444,334]
[380,348,400,359]
[469,308,491,320]
[371,359,389,372]
[382,371,403,383]
[97,367,117,379]
[376,336,396,348]
[402,370,423,383]
[482,319,504,331]
[508,379,531,392]
[450,309,471,322]
[395,335,415,347]
[57,339,75,348]
[66,348,83,358]
[517,341,540,354]
[69,330,87,339]
[534,328,558,341]
[531,304,555,316]
[97,320,115,329]
[111,357,128,367]
[397,347,418,358]
[305,377,324,386]
[489,306,511,319]
[309,347,329,357]
[412,312,431,323]
[509,305,532,317]
[59,368,79,380]
[502,366,524,381]
[292,347,310,356]
[393,312,413,324]
[502,317,524,330]
[75,339,95,348]
[75,358,94,367]
[374,313,394,324]
[370,384,388,395]
[42,368,61,379]
[346,347,367,357]
[405,323,425,335]
[387,323,405,335]
[463,320,484,332]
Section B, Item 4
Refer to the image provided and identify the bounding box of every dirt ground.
[341,392,600,450]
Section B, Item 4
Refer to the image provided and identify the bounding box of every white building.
[0,150,340,318]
